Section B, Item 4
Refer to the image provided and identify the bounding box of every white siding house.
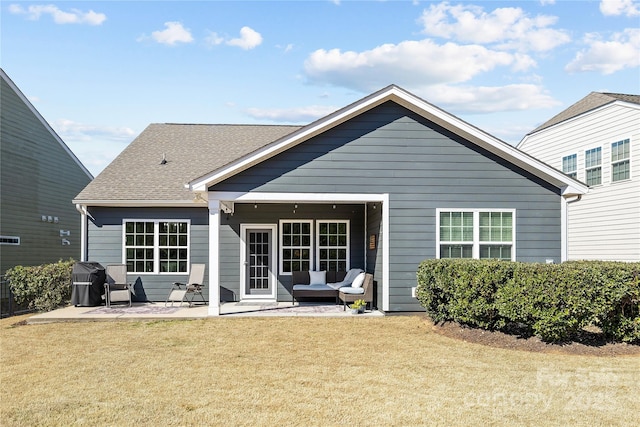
[518,92,640,262]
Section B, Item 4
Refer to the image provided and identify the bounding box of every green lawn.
[1,314,638,426]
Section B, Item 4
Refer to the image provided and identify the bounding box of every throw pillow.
[351,272,366,288]
[309,270,327,285]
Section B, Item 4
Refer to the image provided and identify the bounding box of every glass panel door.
[246,229,272,295]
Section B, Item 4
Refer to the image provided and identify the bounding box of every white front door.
[240,224,277,300]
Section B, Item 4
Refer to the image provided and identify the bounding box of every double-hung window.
[562,154,577,179]
[317,220,349,271]
[611,139,630,182]
[280,220,312,274]
[585,147,602,186]
[124,220,190,273]
[438,210,515,260]
[279,220,350,274]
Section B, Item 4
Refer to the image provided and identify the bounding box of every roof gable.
[189,85,587,197]
[527,91,640,135]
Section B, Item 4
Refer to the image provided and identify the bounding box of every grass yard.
[1,314,638,426]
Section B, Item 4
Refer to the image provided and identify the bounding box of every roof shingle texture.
[530,92,640,134]
[75,124,301,202]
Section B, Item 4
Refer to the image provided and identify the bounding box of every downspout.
[75,204,92,262]
[562,195,583,262]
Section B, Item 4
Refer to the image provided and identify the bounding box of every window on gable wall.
[438,210,515,261]
[562,154,577,179]
[611,139,630,182]
[124,220,190,273]
[585,147,602,186]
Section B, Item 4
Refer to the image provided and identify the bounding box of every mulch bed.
[426,318,640,356]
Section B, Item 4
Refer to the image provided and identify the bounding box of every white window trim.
[584,147,602,186]
[611,138,631,183]
[279,219,313,275]
[561,153,577,179]
[0,235,20,245]
[240,224,278,300]
[122,219,191,274]
[316,220,350,272]
[436,209,516,261]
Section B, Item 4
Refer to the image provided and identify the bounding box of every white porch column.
[208,199,221,316]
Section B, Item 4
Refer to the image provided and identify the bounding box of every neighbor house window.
[562,154,577,179]
[280,220,312,274]
[0,236,20,245]
[124,220,190,273]
[317,220,349,271]
[438,210,515,260]
[585,147,602,186]
[611,139,630,182]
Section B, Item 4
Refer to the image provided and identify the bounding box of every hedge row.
[5,259,76,312]
[416,259,640,343]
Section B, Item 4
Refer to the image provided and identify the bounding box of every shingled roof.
[73,124,301,204]
[528,92,640,134]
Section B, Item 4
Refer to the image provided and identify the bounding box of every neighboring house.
[0,69,93,277]
[518,92,640,262]
[73,85,587,314]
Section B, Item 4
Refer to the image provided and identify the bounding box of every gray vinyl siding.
[86,207,209,302]
[211,102,562,311]
[0,73,92,277]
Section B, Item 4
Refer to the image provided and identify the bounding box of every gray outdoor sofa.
[291,268,364,304]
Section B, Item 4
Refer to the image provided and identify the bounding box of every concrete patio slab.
[26,302,383,323]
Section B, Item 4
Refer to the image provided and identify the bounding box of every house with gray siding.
[73,85,588,314]
[1,68,93,278]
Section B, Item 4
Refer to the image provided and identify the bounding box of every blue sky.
[2,0,639,176]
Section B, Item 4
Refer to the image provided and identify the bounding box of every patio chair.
[104,264,132,308]
[338,273,374,311]
[165,264,207,307]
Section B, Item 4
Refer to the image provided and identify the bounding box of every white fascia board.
[71,199,207,208]
[391,90,589,196]
[188,86,405,192]
[189,84,587,196]
[208,192,386,203]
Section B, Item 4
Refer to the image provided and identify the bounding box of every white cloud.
[204,31,224,47]
[600,0,640,16]
[304,39,532,92]
[54,119,136,142]
[151,22,194,46]
[565,28,640,74]
[420,84,561,114]
[51,120,137,176]
[539,0,556,5]
[418,2,570,52]
[246,105,338,122]
[8,4,106,25]
[227,26,263,50]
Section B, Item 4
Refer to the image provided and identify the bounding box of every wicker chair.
[338,273,373,311]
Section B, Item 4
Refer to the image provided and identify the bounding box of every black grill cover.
[71,262,106,306]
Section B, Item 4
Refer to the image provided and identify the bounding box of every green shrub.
[5,259,75,312]
[416,259,640,343]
